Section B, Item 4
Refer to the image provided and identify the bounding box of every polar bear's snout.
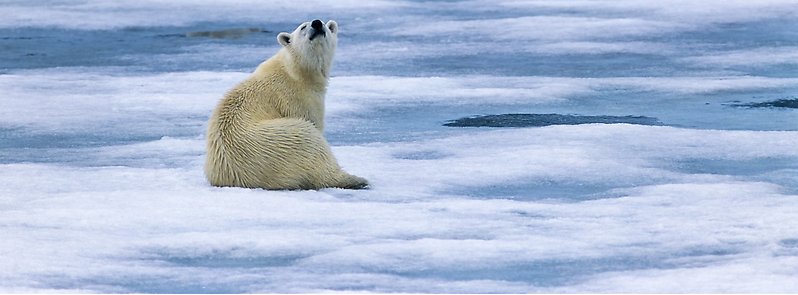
[309,19,326,40]
[311,19,323,30]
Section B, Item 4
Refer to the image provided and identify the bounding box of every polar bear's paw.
[335,173,369,190]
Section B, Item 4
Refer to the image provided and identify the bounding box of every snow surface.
[2,0,798,293]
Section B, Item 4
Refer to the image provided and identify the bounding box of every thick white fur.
[205,20,368,190]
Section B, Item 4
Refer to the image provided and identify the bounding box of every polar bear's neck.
[278,48,333,84]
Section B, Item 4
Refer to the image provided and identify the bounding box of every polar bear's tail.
[205,118,368,190]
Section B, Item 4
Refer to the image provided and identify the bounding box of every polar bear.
[204,19,368,190]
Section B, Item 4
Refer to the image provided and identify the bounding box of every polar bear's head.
[278,19,338,77]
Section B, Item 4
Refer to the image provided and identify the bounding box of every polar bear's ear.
[278,32,291,47]
[326,20,338,34]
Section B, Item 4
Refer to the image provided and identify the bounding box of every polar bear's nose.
[311,20,323,30]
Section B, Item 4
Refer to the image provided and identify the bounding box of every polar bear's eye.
[300,25,307,30]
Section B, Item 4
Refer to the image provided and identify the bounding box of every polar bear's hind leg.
[246,118,368,190]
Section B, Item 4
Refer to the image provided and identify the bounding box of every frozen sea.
[2,0,798,293]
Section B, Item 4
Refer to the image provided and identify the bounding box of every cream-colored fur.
[205,20,368,190]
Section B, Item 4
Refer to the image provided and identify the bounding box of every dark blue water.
[0,23,283,72]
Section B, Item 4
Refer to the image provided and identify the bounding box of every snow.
[2,0,798,293]
[681,47,798,68]
[0,0,404,30]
